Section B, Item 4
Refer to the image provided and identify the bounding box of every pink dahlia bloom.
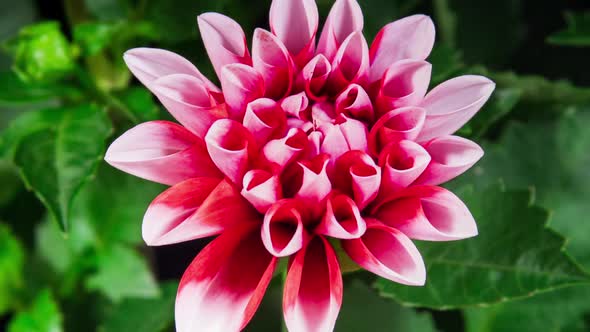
[105,0,494,331]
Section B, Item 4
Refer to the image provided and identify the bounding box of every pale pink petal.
[284,236,342,332]
[261,199,308,257]
[335,84,374,123]
[269,0,319,66]
[315,193,366,239]
[280,92,309,119]
[329,31,370,94]
[368,107,426,156]
[369,15,435,82]
[176,226,276,332]
[317,0,364,61]
[418,75,495,141]
[242,169,282,213]
[342,219,426,285]
[243,98,286,146]
[205,119,257,185]
[197,13,251,79]
[307,131,323,158]
[143,178,258,245]
[375,60,432,118]
[296,54,332,101]
[252,28,295,99]
[415,135,484,185]
[336,114,369,152]
[378,140,431,194]
[105,121,221,185]
[262,128,309,172]
[318,122,349,162]
[331,151,381,210]
[220,63,265,121]
[373,185,478,241]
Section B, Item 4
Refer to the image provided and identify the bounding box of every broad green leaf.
[547,11,590,47]
[463,88,522,139]
[0,224,25,314]
[85,245,159,302]
[73,22,118,56]
[100,281,177,332]
[8,289,63,332]
[375,185,590,309]
[429,44,464,85]
[0,160,21,207]
[0,71,79,105]
[115,87,160,122]
[14,105,112,231]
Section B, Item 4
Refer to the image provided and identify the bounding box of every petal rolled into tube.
[372,185,478,241]
[142,178,258,245]
[414,135,484,186]
[378,140,431,194]
[331,151,381,210]
[369,14,435,83]
[269,0,319,66]
[335,84,374,123]
[176,226,276,332]
[262,199,307,257]
[315,193,366,239]
[317,0,364,61]
[105,121,221,186]
[262,128,309,171]
[296,54,332,101]
[417,75,495,142]
[220,64,265,121]
[151,74,227,138]
[252,28,295,99]
[243,98,286,146]
[368,107,426,156]
[205,119,257,186]
[242,169,282,213]
[197,12,251,79]
[280,92,309,119]
[284,236,342,332]
[329,31,370,94]
[342,219,426,285]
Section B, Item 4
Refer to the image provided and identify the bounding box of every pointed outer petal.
[242,169,282,213]
[375,60,432,118]
[342,219,426,285]
[243,98,287,146]
[329,31,370,95]
[378,140,431,193]
[269,0,319,66]
[315,193,366,239]
[105,121,221,186]
[143,178,258,245]
[369,15,435,83]
[252,28,295,99]
[335,84,374,123]
[317,0,364,61]
[205,119,258,186]
[367,107,426,157]
[372,185,478,241]
[414,135,484,186]
[295,54,332,102]
[197,13,251,80]
[331,150,381,210]
[220,64,265,121]
[307,131,323,158]
[284,235,342,332]
[262,128,309,172]
[281,92,309,119]
[150,74,227,138]
[176,225,277,332]
[417,75,496,142]
[261,199,309,257]
[123,47,220,93]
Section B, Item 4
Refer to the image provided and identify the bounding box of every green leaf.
[8,289,63,332]
[84,0,128,21]
[375,185,590,309]
[547,11,590,47]
[100,281,177,332]
[73,22,118,56]
[464,87,522,139]
[14,105,112,231]
[0,71,79,105]
[0,224,25,314]
[85,245,159,302]
[429,44,464,85]
[0,160,22,207]
[115,87,160,122]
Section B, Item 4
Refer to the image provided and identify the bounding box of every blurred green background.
[1,0,590,331]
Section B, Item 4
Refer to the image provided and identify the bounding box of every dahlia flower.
[105,0,494,330]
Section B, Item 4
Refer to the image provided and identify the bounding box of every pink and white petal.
[316,193,366,239]
[415,135,484,185]
[197,13,251,79]
[252,28,295,99]
[369,15,435,82]
[337,114,369,153]
[335,84,374,122]
[262,199,307,257]
[331,151,381,209]
[418,75,495,141]
[296,54,332,101]
[105,121,221,185]
[329,31,370,94]
[283,236,342,332]
[262,128,309,172]
[123,47,219,93]
[318,122,349,162]
[176,225,277,332]
[373,185,478,241]
[205,119,257,186]
[242,169,282,213]
[243,98,286,146]
[378,140,431,193]
[220,64,265,121]
[280,92,309,119]
[342,219,426,285]
[317,0,364,61]
[269,0,319,66]
[143,178,258,245]
[368,107,426,156]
